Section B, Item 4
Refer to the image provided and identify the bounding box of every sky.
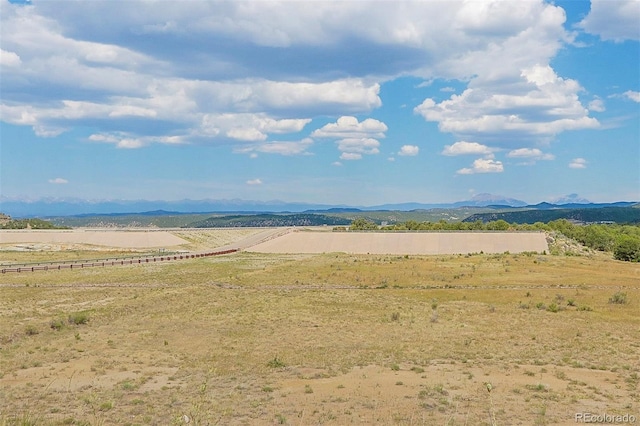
[1,0,639,207]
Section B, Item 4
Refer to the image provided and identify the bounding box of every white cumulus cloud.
[416,65,599,144]
[588,98,606,112]
[312,116,386,160]
[507,148,554,160]
[109,105,158,118]
[340,152,363,161]
[442,141,494,156]
[246,178,263,185]
[89,132,184,149]
[457,158,504,175]
[226,128,268,142]
[0,49,21,67]
[202,113,312,142]
[398,145,419,156]
[0,0,613,156]
[311,116,388,139]
[623,91,640,102]
[579,0,640,42]
[336,138,380,160]
[569,158,588,169]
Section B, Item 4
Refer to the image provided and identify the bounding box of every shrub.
[267,356,286,368]
[525,383,548,392]
[349,218,378,230]
[121,381,136,391]
[614,236,640,262]
[50,319,65,331]
[98,401,113,411]
[608,292,628,305]
[68,312,89,325]
[25,325,39,336]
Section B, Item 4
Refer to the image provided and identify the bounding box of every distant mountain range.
[0,193,636,218]
[550,193,591,205]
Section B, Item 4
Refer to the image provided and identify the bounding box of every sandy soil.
[248,231,549,255]
[0,229,188,249]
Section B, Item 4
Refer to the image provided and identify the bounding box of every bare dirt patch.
[0,229,187,249]
[249,230,549,255]
[0,228,275,254]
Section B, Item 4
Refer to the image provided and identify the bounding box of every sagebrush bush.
[25,325,39,336]
[68,311,89,325]
[50,318,65,331]
[609,292,628,305]
[267,356,285,368]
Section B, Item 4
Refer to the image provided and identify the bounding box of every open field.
[0,229,270,260]
[1,230,639,425]
[249,230,549,255]
[0,230,188,249]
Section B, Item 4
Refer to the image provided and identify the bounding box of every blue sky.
[1,0,638,207]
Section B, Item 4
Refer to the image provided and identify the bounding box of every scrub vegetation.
[0,218,68,230]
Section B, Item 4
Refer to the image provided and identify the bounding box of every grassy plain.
[0,233,639,425]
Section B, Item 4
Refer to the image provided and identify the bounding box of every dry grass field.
[1,230,639,425]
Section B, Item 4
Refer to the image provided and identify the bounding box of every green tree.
[582,225,615,251]
[614,236,640,262]
[404,220,419,230]
[486,220,510,231]
[350,218,378,231]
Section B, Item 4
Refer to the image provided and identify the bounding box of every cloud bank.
[0,0,620,165]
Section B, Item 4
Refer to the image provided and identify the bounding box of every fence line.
[1,249,238,274]
[0,250,187,269]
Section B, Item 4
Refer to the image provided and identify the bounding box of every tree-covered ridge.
[462,207,640,225]
[0,218,68,229]
[348,218,640,262]
[349,217,515,231]
[187,213,351,228]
